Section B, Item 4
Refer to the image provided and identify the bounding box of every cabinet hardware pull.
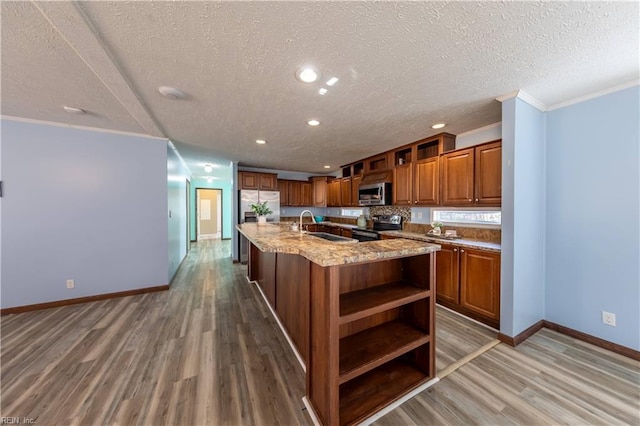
[468,198,472,201]
[475,198,479,202]
[461,249,465,253]
[454,248,457,252]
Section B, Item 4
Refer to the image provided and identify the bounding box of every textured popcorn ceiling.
[1,1,638,173]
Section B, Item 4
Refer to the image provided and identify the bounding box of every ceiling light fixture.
[326,77,339,86]
[207,177,213,183]
[307,119,320,126]
[324,165,331,169]
[431,123,446,129]
[318,88,328,95]
[204,163,213,173]
[158,86,186,99]
[295,65,320,83]
[63,106,85,114]
[256,139,267,145]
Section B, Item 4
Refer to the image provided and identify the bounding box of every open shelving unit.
[308,253,436,426]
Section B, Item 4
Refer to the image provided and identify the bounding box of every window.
[341,208,364,217]
[432,208,501,227]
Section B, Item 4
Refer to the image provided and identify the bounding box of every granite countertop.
[237,223,440,267]
[379,230,501,253]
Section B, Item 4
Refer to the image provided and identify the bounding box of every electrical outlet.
[602,311,616,327]
[411,212,415,219]
[417,212,423,219]
[66,279,75,289]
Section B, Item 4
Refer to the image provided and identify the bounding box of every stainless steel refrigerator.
[238,190,280,263]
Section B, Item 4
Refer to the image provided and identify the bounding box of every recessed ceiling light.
[324,165,331,169]
[318,88,328,95]
[207,177,212,183]
[326,77,339,86]
[431,123,446,129]
[307,119,320,126]
[295,65,319,83]
[204,164,213,173]
[158,86,186,99]
[63,106,85,114]
[256,139,267,145]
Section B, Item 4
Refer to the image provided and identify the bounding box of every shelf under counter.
[339,281,430,324]
[339,319,431,384]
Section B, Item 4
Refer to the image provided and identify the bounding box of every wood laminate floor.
[1,240,638,425]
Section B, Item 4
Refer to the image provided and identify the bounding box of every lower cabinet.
[436,245,500,329]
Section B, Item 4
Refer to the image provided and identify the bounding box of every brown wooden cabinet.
[440,148,475,206]
[287,181,301,206]
[327,179,341,207]
[435,244,460,305]
[414,158,439,205]
[474,141,502,205]
[393,164,413,205]
[277,179,288,205]
[440,140,502,207]
[239,171,278,190]
[351,174,362,207]
[435,245,500,329]
[310,176,328,207]
[341,228,353,238]
[340,177,352,206]
[301,182,312,206]
[365,153,390,172]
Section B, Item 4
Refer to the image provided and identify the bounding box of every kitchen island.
[237,223,440,426]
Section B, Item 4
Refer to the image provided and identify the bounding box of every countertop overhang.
[237,223,440,267]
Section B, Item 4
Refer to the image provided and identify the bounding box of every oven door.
[352,229,380,242]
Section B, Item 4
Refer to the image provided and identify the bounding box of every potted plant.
[251,201,273,225]
[430,221,444,235]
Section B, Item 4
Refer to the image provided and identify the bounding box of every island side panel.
[275,253,310,363]
[308,263,340,426]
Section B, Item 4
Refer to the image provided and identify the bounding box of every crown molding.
[1,115,167,141]
[496,90,547,111]
[546,80,640,111]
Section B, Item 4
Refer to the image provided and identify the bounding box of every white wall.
[1,119,168,309]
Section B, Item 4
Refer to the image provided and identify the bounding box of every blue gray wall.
[167,144,190,280]
[501,98,546,338]
[0,119,169,309]
[545,86,639,350]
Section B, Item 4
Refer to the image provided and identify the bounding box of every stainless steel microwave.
[358,182,392,206]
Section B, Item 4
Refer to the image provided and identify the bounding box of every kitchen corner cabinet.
[436,246,500,329]
[239,171,277,190]
[440,140,502,207]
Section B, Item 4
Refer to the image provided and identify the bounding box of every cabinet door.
[351,174,362,207]
[460,249,500,323]
[301,182,312,206]
[327,180,341,207]
[240,172,259,189]
[475,141,502,206]
[277,179,288,206]
[330,227,341,235]
[441,148,475,206]
[341,228,353,238]
[414,158,439,205]
[311,178,327,207]
[259,173,277,190]
[380,234,398,240]
[435,244,460,305]
[393,164,412,205]
[340,178,352,206]
[287,181,301,206]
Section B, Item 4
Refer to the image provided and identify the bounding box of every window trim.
[431,207,501,229]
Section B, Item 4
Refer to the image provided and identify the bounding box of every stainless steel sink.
[307,232,356,243]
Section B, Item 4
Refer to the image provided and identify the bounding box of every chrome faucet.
[299,210,316,232]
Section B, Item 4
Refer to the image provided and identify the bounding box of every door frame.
[186,179,191,250]
[195,187,224,241]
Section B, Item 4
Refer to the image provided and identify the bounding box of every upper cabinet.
[392,133,456,206]
[327,179,341,207]
[441,140,502,207]
[474,141,502,205]
[239,172,278,190]
[310,176,328,207]
[278,179,314,207]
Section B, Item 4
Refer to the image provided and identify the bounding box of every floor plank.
[1,240,638,425]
